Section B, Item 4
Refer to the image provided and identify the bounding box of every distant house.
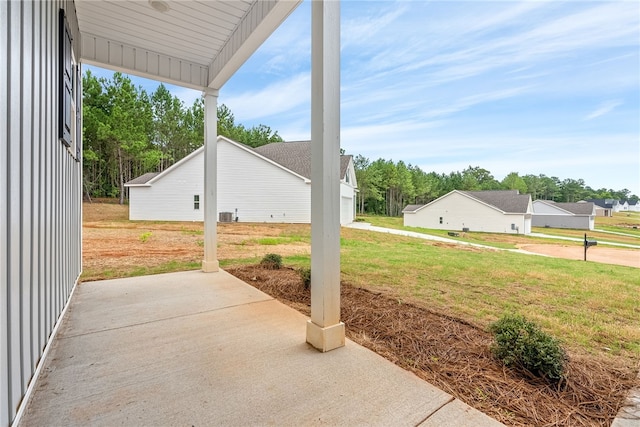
[628,200,640,212]
[403,190,532,234]
[125,136,358,225]
[618,200,629,212]
[532,200,595,230]
[585,199,617,217]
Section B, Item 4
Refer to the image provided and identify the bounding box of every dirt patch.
[520,244,639,268]
[227,265,639,427]
[82,212,311,280]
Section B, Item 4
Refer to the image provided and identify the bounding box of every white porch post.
[202,89,219,272]
[306,0,344,352]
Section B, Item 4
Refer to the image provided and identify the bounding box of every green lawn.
[280,226,640,363]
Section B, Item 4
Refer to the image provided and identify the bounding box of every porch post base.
[306,320,345,352]
[201,259,219,273]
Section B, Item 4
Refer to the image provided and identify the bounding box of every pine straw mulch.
[226,265,639,427]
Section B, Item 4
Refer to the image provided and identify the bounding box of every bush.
[298,267,311,290]
[489,314,567,381]
[260,253,283,270]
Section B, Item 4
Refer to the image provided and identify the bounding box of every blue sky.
[87,0,640,196]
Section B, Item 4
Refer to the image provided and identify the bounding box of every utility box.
[219,212,233,222]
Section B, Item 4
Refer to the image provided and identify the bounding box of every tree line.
[83,71,636,211]
[82,71,282,203]
[354,157,637,216]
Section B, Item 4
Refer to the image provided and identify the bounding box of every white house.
[126,137,358,225]
[403,190,533,234]
[628,200,640,212]
[532,200,595,230]
[618,200,629,212]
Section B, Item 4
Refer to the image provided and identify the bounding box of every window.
[59,9,82,161]
[439,217,443,224]
[194,195,200,210]
[59,9,73,147]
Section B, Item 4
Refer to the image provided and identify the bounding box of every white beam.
[306,0,344,352]
[202,89,219,272]
[81,33,209,91]
[208,0,301,89]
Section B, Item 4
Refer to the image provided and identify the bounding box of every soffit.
[75,0,300,90]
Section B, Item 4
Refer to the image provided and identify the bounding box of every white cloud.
[220,73,310,122]
[584,100,623,121]
[170,87,202,108]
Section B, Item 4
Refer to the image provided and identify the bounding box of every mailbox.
[583,234,597,261]
[584,233,597,248]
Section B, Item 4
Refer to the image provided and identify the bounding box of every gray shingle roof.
[548,201,595,215]
[586,199,615,209]
[402,204,425,213]
[254,141,351,180]
[461,190,531,213]
[125,172,160,185]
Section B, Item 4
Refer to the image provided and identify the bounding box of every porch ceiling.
[75,0,301,90]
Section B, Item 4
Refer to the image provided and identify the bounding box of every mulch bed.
[227,265,638,427]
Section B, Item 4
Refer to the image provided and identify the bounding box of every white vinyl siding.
[532,214,593,230]
[531,200,594,230]
[128,139,359,225]
[1,1,83,424]
[129,151,205,221]
[404,192,529,234]
[218,140,310,223]
[339,180,355,225]
[129,139,312,223]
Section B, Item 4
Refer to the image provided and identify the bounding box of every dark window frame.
[59,9,73,147]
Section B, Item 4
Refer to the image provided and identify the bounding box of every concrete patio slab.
[17,270,504,426]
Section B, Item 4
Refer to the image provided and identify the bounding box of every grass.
[272,225,640,361]
[334,228,640,360]
[81,260,202,282]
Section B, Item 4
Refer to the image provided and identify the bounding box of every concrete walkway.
[17,270,503,427]
[346,222,543,256]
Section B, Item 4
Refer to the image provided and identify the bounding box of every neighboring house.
[126,137,358,225]
[532,200,595,230]
[628,200,640,212]
[403,190,533,234]
[585,199,616,217]
[618,200,629,212]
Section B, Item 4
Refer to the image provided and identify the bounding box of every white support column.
[202,89,219,272]
[306,0,344,352]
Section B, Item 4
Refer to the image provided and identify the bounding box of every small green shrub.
[260,253,283,270]
[139,231,152,243]
[489,314,567,381]
[298,267,311,290]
